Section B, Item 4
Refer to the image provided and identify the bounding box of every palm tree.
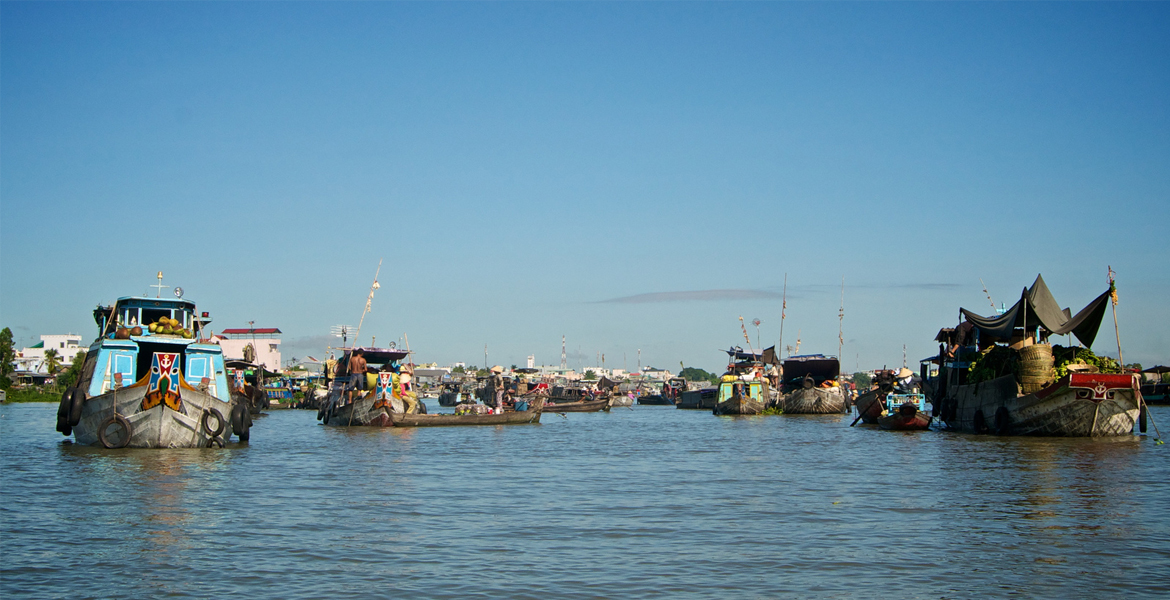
[44,349,61,374]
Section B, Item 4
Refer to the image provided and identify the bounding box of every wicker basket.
[1017,343,1055,394]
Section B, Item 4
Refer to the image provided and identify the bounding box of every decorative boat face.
[57,288,239,448]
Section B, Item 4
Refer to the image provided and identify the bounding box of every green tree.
[680,367,718,385]
[1124,363,1143,372]
[44,348,62,375]
[452,365,466,374]
[0,327,14,389]
[584,370,596,380]
[851,371,872,389]
[57,350,88,390]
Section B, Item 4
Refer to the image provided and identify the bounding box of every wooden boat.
[712,381,766,416]
[677,387,718,410]
[877,394,932,430]
[225,360,270,416]
[437,380,477,407]
[851,370,897,425]
[390,404,542,427]
[318,347,426,427]
[779,355,848,414]
[932,275,1139,436]
[55,284,248,448]
[542,397,612,413]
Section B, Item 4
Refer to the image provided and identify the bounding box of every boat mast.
[778,273,787,358]
[838,276,844,383]
[351,259,383,348]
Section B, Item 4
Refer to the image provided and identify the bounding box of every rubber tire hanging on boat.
[994,406,1011,435]
[68,388,86,427]
[1139,404,1147,434]
[98,415,132,449]
[206,435,225,448]
[973,409,989,434]
[57,389,73,435]
[201,407,226,437]
[231,403,251,442]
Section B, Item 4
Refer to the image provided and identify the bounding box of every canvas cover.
[960,274,1111,347]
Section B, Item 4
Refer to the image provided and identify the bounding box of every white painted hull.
[72,385,235,448]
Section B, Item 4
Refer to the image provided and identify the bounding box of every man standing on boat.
[348,349,367,404]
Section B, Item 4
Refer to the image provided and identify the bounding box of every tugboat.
[55,275,246,448]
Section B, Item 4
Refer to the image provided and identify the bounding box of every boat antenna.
[351,259,382,348]
[151,271,169,298]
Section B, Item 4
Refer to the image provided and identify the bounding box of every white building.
[212,327,282,371]
[13,334,85,374]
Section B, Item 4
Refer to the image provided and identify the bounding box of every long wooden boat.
[390,408,541,427]
[779,355,848,414]
[57,286,249,448]
[542,397,612,413]
[933,274,1139,436]
[225,360,270,416]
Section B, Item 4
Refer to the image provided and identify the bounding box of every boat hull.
[713,397,764,415]
[636,394,673,406]
[73,385,236,448]
[940,372,1138,436]
[852,388,886,424]
[390,410,541,427]
[780,386,848,414]
[678,388,718,410]
[878,405,932,431]
[322,391,420,427]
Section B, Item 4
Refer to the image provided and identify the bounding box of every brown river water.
[2,401,1168,598]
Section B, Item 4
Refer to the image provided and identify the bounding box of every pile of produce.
[1051,345,1121,378]
[966,345,1019,384]
[148,317,193,339]
[967,344,1122,384]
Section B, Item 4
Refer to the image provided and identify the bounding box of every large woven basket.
[1017,343,1055,394]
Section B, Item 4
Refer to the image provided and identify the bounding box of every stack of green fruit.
[148,318,194,339]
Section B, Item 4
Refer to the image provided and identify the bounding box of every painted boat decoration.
[877,393,932,431]
[318,347,422,427]
[931,274,1139,436]
[779,355,848,414]
[55,284,246,448]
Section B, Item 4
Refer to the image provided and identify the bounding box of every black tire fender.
[57,389,73,434]
[231,403,250,442]
[1139,404,1147,434]
[994,406,1011,435]
[68,388,86,427]
[202,407,226,437]
[98,415,132,449]
[206,435,225,448]
[973,409,988,434]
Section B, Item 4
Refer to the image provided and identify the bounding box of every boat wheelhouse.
[56,290,244,448]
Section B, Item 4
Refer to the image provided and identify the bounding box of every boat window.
[141,308,172,325]
[120,307,140,327]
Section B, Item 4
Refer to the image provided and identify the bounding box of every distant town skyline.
[2,3,1167,373]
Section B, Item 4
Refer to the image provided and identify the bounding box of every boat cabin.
[717,379,765,404]
[781,354,840,390]
[84,296,229,401]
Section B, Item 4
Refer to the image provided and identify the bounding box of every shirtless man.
[348,349,367,403]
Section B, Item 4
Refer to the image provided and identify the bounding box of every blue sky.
[2,2,1167,373]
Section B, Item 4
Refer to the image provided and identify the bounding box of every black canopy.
[960,274,1111,347]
